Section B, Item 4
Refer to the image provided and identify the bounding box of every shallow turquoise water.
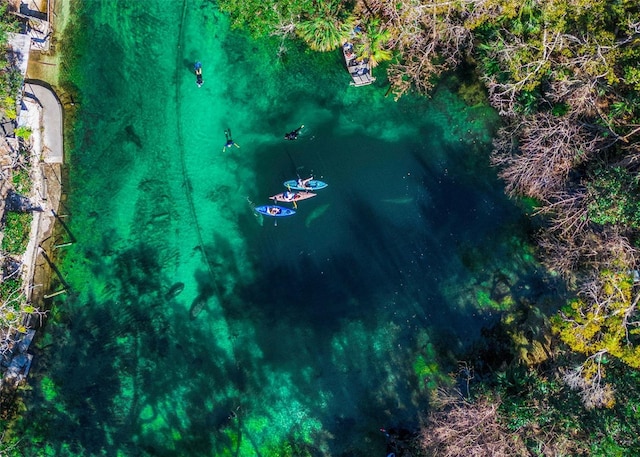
[17,1,543,456]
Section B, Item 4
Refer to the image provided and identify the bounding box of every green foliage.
[354,19,393,67]
[218,0,357,53]
[590,434,626,456]
[0,278,21,303]
[2,95,16,120]
[585,366,640,455]
[551,102,569,116]
[516,90,540,115]
[552,270,640,378]
[0,434,21,457]
[296,5,355,52]
[1,212,32,254]
[12,168,31,195]
[218,0,313,38]
[622,66,640,92]
[488,365,595,454]
[586,166,640,228]
[485,360,640,454]
[0,4,22,120]
[0,306,21,330]
[0,3,19,47]
[471,0,640,114]
[14,126,31,141]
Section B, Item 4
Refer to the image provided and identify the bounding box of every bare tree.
[0,257,45,358]
[357,0,471,98]
[534,189,589,240]
[481,29,563,117]
[546,76,599,119]
[562,354,615,410]
[419,393,529,457]
[492,113,600,201]
[0,282,28,357]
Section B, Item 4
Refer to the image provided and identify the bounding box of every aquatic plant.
[39,376,59,402]
[264,439,314,457]
[412,338,452,392]
[457,80,489,107]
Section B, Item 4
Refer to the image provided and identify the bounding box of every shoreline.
[1,0,70,391]
[19,87,64,307]
[22,0,71,307]
[22,0,69,314]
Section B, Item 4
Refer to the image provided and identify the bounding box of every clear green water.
[16,1,543,456]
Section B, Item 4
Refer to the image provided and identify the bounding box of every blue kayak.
[283,179,328,191]
[255,205,296,217]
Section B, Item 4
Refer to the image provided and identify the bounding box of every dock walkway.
[343,43,376,87]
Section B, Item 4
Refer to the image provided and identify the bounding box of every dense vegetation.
[0,3,21,120]
[218,0,640,454]
[0,0,39,418]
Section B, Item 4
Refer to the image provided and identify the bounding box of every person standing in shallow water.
[223,129,240,152]
[194,61,203,87]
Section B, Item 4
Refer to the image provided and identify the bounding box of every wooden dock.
[343,43,376,87]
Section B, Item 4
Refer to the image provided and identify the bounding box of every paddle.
[286,184,297,209]
[271,197,278,227]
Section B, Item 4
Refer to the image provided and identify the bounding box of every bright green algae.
[12,1,547,456]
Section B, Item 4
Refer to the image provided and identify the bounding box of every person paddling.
[284,125,304,140]
[283,190,297,201]
[297,176,313,189]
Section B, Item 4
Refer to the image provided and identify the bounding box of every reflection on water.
[14,1,547,456]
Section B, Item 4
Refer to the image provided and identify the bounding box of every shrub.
[1,212,32,254]
[14,126,31,141]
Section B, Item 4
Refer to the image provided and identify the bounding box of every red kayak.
[270,191,317,203]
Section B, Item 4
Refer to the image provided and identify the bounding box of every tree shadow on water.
[19,243,249,456]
